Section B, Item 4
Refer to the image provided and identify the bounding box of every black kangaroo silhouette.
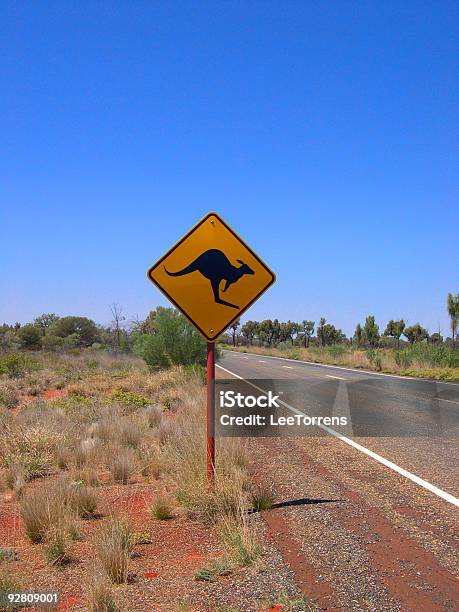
[164,249,254,309]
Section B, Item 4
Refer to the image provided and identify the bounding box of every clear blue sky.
[1,1,457,337]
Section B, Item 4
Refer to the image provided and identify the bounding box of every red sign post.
[206,342,216,482]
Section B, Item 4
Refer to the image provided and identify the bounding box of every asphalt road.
[216,350,459,611]
[217,350,459,498]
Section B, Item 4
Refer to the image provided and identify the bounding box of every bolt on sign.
[147,212,276,341]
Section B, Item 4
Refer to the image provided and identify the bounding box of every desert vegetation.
[222,293,459,381]
[0,339,298,609]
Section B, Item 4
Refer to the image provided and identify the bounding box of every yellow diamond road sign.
[147,212,275,342]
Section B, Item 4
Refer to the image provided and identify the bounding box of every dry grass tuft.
[110,449,136,485]
[150,495,173,520]
[144,404,163,428]
[56,448,71,470]
[219,512,261,567]
[86,571,119,611]
[72,466,99,487]
[118,420,143,448]
[69,483,99,518]
[74,438,101,468]
[95,518,133,584]
[157,420,177,445]
[20,485,67,543]
[4,461,28,495]
[20,479,81,544]
[139,445,163,479]
[250,483,274,511]
[44,526,70,566]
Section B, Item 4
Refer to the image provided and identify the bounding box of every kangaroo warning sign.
[147,212,275,341]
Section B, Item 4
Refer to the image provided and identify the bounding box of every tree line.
[225,292,459,349]
[1,293,458,353]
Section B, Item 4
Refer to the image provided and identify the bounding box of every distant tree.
[384,319,405,349]
[403,323,429,345]
[429,332,443,344]
[274,319,283,345]
[317,318,326,347]
[289,322,301,344]
[33,313,60,336]
[139,311,157,335]
[323,323,346,345]
[109,303,126,349]
[316,318,344,346]
[229,320,240,347]
[353,323,363,348]
[278,322,289,343]
[241,320,257,345]
[447,293,459,347]
[279,321,299,344]
[18,324,42,350]
[258,320,275,346]
[300,320,314,348]
[363,316,380,347]
[51,316,99,347]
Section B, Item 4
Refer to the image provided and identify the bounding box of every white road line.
[216,362,459,508]
[282,365,293,369]
[223,350,459,386]
[258,360,266,363]
[326,374,347,380]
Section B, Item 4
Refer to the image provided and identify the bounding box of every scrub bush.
[134,308,206,370]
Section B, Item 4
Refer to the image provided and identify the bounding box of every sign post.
[146,212,275,483]
[206,342,216,482]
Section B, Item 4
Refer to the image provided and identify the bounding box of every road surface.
[216,350,459,611]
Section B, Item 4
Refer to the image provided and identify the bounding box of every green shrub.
[367,349,382,371]
[326,345,348,358]
[17,325,42,350]
[108,389,149,407]
[0,354,39,378]
[286,348,300,360]
[395,344,458,369]
[395,350,412,368]
[194,558,232,582]
[134,307,206,370]
[401,367,459,381]
[41,335,65,352]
